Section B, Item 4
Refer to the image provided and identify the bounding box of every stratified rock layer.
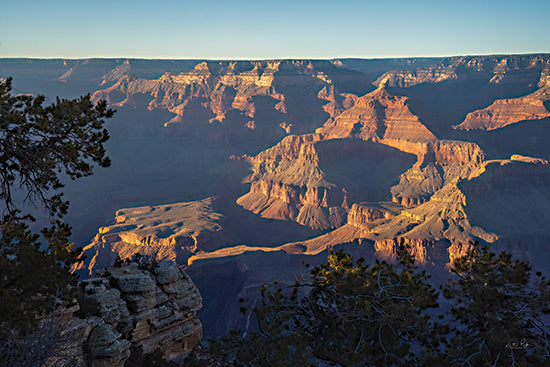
[79,261,202,365]
[193,154,550,269]
[317,83,437,142]
[374,55,550,89]
[74,197,227,275]
[91,60,371,133]
[454,85,550,131]
[237,135,416,230]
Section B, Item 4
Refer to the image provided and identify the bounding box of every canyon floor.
[3,55,550,337]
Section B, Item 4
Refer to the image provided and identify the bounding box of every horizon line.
[2,51,550,62]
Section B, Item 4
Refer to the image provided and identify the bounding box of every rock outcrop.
[91,60,371,133]
[74,197,227,276]
[453,84,550,131]
[390,140,486,206]
[237,135,416,230]
[374,64,458,89]
[374,55,549,89]
[78,261,202,366]
[42,261,202,366]
[317,83,437,142]
[347,202,401,226]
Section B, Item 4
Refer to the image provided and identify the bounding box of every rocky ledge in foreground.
[58,261,202,366]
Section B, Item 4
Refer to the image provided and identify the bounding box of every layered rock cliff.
[79,261,202,366]
[237,135,416,230]
[347,154,550,264]
[453,84,550,131]
[91,60,371,133]
[49,261,202,366]
[347,202,402,226]
[317,83,437,142]
[74,197,227,276]
[390,140,486,206]
[374,55,550,89]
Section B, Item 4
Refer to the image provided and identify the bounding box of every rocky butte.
[3,54,550,339]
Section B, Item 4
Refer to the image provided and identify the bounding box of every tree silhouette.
[197,246,443,366]
[0,77,114,333]
[443,244,550,366]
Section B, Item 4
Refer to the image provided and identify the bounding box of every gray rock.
[75,261,203,365]
[153,260,183,285]
[85,322,131,367]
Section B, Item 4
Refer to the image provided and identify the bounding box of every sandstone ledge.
[78,261,202,366]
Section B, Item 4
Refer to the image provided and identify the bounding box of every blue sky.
[1,0,549,59]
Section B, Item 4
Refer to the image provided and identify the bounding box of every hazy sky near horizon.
[1,0,549,59]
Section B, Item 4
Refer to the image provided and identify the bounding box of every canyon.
[3,54,550,339]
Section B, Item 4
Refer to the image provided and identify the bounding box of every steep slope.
[194,154,550,268]
[342,154,550,264]
[91,60,371,134]
[453,84,550,131]
[317,83,437,142]
[237,135,416,230]
[78,261,203,365]
[389,140,486,206]
[74,197,228,275]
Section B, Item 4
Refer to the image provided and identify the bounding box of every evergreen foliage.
[0,77,112,219]
[0,77,114,333]
[443,245,550,366]
[193,243,550,367]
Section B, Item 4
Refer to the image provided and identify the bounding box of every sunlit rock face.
[342,155,550,266]
[236,85,438,230]
[317,83,437,142]
[73,198,228,276]
[454,85,550,131]
[237,135,416,231]
[91,60,371,133]
[389,140,486,206]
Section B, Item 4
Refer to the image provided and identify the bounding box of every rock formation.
[374,55,549,89]
[78,261,202,366]
[236,85,440,230]
[317,83,437,142]
[237,135,416,231]
[453,84,550,131]
[42,261,202,366]
[192,153,550,269]
[389,140,486,206]
[91,60,371,133]
[339,154,550,265]
[236,84,492,230]
[374,63,458,89]
[74,197,227,276]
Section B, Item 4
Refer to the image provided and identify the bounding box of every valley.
[3,54,550,337]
